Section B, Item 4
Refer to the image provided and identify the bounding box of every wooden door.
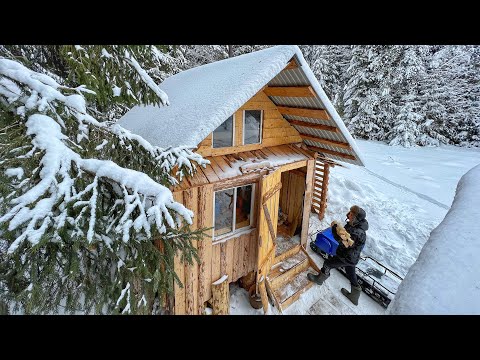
[256,168,282,313]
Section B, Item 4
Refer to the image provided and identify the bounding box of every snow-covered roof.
[118,45,364,166]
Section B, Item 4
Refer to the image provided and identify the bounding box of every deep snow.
[388,163,480,314]
[230,140,480,315]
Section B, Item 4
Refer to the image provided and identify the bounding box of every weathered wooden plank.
[207,157,224,178]
[262,204,277,245]
[184,187,199,314]
[233,236,242,281]
[235,111,243,147]
[197,185,213,306]
[273,244,301,265]
[262,182,282,204]
[211,244,221,286]
[280,281,314,311]
[214,155,233,172]
[212,275,229,315]
[277,106,330,120]
[212,172,263,191]
[262,127,301,139]
[201,162,220,183]
[308,145,356,161]
[271,257,310,289]
[242,151,256,160]
[220,242,227,277]
[278,160,308,173]
[266,146,284,158]
[301,159,315,244]
[226,238,235,281]
[243,232,250,276]
[264,86,316,97]
[172,191,186,315]
[262,136,303,147]
[289,119,338,132]
[259,277,269,313]
[263,116,291,129]
[300,134,351,150]
[289,143,316,159]
[188,168,210,187]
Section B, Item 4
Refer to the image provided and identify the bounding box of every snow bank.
[388,163,480,314]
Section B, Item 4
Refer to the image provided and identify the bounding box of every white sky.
[230,140,480,315]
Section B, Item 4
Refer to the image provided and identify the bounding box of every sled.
[309,231,403,308]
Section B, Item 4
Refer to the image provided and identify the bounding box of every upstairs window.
[213,115,234,148]
[214,184,254,238]
[243,110,262,145]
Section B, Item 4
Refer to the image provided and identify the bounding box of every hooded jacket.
[333,207,368,266]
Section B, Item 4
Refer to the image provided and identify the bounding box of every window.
[243,110,262,145]
[213,115,234,148]
[214,184,254,238]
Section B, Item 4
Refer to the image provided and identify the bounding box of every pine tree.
[417,45,479,146]
[389,92,422,147]
[387,45,429,146]
[180,45,270,68]
[343,46,395,140]
[300,45,351,109]
[0,45,209,314]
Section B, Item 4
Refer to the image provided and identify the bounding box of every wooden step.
[274,266,318,310]
[273,244,301,265]
[268,251,309,289]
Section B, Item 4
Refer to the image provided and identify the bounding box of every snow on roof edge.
[117,46,298,149]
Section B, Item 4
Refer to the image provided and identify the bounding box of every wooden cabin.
[118,45,365,315]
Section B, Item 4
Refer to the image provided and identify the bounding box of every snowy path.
[362,167,449,210]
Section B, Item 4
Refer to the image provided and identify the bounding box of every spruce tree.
[343,45,395,141]
[300,45,351,110]
[0,45,208,314]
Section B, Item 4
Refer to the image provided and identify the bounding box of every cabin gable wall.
[196,91,302,157]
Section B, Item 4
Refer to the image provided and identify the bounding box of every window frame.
[242,110,263,145]
[213,183,256,241]
[212,114,235,149]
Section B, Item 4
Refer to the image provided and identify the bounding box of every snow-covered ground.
[230,140,480,315]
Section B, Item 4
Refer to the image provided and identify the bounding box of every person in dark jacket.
[307,205,369,306]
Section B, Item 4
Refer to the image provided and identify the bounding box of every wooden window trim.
[213,183,256,242]
[242,110,263,146]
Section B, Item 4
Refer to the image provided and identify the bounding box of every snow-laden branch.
[110,124,208,182]
[124,50,169,106]
[0,57,201,254]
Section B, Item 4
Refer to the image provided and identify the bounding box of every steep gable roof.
[118,45,365,166]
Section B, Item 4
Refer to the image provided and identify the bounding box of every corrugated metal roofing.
[267,64,362,166]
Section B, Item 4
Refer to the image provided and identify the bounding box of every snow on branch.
[110,124,209,183]
[124,50,169,106]
[0,57,200,254]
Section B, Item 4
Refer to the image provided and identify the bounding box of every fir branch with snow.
[0,46,209,314]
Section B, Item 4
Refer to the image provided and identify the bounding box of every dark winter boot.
[341,284,362,305]
[307,271,329,286]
